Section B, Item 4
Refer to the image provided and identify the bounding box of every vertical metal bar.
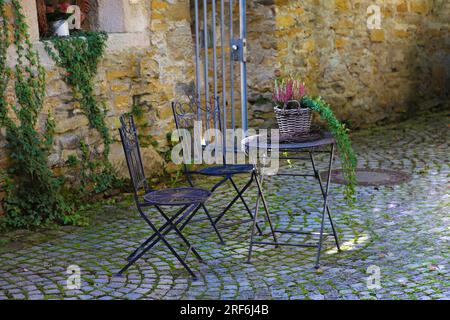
[211,0,219,160]
[229,0,236,163]
[194,0,201,120]
[220,0,227,161]
[203,0,209,133]
[229,0,235,131]
[239,0,248,134]
[212,0,218,125]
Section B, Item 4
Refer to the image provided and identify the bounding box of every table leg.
[315,144,335,269]
[309,150,341,251]
[246,172,261,263]
[254,171,278,245]
[247,169,278,263]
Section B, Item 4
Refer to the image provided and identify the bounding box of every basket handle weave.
[281,100,302,114]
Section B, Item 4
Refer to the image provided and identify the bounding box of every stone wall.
[1,0,194,180]
[246,0,450,128]
[1,0,449,184]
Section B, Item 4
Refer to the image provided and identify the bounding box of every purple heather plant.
[273,78,306,108]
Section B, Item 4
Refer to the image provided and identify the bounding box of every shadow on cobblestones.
[0,111,449,300]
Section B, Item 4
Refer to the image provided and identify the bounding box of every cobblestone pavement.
[0,111,449,300]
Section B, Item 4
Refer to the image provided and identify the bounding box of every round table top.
[242,131,335,150]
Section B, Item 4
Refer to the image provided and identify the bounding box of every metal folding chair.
[116,114,211,278]
[171,95,277,245]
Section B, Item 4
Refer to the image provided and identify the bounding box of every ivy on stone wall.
[0,1,8,115]
[0,0,79,228]
[44,31,120,196]
[44,32,110,155]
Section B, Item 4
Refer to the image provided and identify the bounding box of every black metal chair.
[117,114,211,278]
[171,95,277,245]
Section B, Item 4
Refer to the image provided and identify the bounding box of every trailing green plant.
[43,31,122,195]
[301,96,358,204]
[131,102,146,119]
[43,31,111,156]
[0,0,79,228]
[0,1,8,115]
[128,101,159,148]
[64,142,122,202]
[77,140,123,196]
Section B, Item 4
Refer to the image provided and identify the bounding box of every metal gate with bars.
[192,0,248,136]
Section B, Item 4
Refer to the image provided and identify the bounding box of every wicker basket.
[274,100,312,136]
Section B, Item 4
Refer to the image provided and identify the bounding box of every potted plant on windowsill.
[46,2,73,36]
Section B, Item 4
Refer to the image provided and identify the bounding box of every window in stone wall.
[36,0,149,38]
[36,0,95,38]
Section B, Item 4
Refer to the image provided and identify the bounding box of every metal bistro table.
[242,131,341,269]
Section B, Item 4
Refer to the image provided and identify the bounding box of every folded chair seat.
[142,187,211,206]
[196,164,254,176]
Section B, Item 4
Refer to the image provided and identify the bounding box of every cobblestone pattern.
[0,112,449,300]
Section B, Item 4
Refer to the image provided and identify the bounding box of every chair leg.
[214,175,254,225]
[187,175,226,244]
[309,150,341,251]
[201,204,225,244]
[126,205,189,262]
[229,177,263,235]
[117,227,197,278]
[133,203,201,263]
[187,172,263,238]
[210,176,231,193]
[315,144,335,269]
[155,205,204,263]
[117,206,199,278]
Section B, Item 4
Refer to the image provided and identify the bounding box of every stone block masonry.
[0,0,449,188]
[246,0,450,128]
[0,0,195,182]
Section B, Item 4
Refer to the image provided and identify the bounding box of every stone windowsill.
[7,32,151,68]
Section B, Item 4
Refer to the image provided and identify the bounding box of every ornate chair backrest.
[172,94,226,165]
[172,94,222,132]
[119,114,150,199]
[171,95,200,134]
